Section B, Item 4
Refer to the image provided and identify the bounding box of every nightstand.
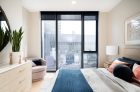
[103,61,112,68]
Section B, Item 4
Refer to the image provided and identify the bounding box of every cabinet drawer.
[15,85,27,92]
[26,70,32,91]
[0,72,28,92]
[9,63,30,82]
[15,78,27,92]
[0,71,10,88]
[15,71,31,92]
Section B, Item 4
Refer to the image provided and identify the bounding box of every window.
[41,12,98,71]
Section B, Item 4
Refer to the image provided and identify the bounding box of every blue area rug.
[52,69,93,92]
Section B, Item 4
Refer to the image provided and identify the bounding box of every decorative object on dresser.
[8,27,24,64]
[124,13,140,45]
[0,61,32,92]
[103,61,112,68]
[106,46,118,61]
[0,6,11,52]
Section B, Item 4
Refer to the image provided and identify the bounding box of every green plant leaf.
[10,27,24,52]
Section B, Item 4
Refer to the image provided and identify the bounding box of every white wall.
[109,0,140,57]
[22,7,30,58]
[98,12,109,67]
[28,12,41,58]
[0,0,22,63]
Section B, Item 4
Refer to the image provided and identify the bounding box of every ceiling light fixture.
[71,1,76,4]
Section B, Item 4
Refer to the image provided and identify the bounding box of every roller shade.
[41,12,55,20]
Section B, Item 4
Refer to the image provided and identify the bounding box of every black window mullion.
[81,12,84,68]
[56,12,58,70]
[40,12,43,58]
[96,12,99,67]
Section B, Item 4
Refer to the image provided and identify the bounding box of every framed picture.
[124,13,140,45]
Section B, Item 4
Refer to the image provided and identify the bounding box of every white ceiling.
[22,0,122,12]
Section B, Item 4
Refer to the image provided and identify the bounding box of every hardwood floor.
[28,72,55,92]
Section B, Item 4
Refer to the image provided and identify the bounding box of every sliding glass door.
[42,20,56,71]
[58,20,81,69]
[41,12,98,71]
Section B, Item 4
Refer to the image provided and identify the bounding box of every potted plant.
[8,27,24,63]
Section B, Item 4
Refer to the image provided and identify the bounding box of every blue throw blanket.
[52,69,93,92]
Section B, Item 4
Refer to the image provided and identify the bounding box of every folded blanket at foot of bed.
[51,69,93,92]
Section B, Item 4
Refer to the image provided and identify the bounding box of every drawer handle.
[19,78,26,84]
[19,68,26,73]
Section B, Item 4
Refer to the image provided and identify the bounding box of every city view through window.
[42,20,97,71]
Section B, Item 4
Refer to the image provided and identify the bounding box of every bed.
[38,49,140,92]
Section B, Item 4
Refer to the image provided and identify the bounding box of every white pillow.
[32,62,36,67]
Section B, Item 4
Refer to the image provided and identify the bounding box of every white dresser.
[0,61,32,92]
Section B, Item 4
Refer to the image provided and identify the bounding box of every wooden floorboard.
[28,72,55,92]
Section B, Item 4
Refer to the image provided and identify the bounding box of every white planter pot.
[11,52,22,63]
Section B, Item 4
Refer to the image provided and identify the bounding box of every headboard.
[124,48,140,61]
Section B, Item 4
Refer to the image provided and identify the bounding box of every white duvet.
[38,68,140,92]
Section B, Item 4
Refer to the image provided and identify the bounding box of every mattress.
[38,68,140,92]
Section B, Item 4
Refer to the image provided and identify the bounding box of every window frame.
[41,11,99,71]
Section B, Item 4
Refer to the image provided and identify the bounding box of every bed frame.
[124,48,140,61]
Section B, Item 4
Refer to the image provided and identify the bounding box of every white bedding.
[38,68,140,92]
